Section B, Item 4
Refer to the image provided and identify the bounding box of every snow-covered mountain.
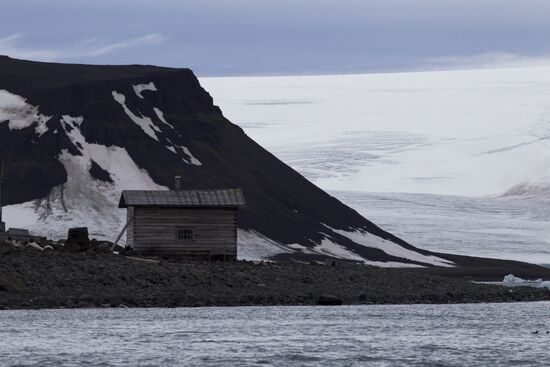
[201,67,550,264]
[0,56,455,267]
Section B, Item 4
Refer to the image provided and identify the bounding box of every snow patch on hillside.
[112,90,202,166]
[326,226,453,267]
[179,146,202,166]
[112,91,160,141]
[237,230,292,261]
[4,115,167,240]
[237,226,433,267]
[154,107,175,129]
[314,237,366,262]
[0,89,51,136]
[165,137,202,166]
[133,82,157,99]
[313,236,425,267]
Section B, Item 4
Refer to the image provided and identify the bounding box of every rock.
[0,241,14,255]
[26,242,43,251]
[62,241,81,253]
[119,246,137,256]
[78,294,93,301]
[65,227,90,252]
[49,242,64,251]
[0,273,25,293]
[67,227,90,242]
[96,242,113,254]
[317,294,343,306]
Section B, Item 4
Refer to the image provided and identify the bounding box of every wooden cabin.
[118,187,245,260]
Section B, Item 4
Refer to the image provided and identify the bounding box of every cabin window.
[176,227,194,241]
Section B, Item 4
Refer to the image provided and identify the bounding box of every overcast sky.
[2,0,550,76]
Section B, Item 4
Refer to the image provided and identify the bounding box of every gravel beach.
[1,243,550,310]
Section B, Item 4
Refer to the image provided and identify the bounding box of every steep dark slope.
[0,56,453,266]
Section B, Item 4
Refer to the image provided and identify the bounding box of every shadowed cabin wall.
[127,206,237,258]
[126,206,134,247]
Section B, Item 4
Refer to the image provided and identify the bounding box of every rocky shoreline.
[1,242,550,310]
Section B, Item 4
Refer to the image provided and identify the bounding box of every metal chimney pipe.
[175,175,182,191]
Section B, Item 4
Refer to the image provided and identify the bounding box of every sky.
[1,0,550,76]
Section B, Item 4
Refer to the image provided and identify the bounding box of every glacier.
[201,66,550,264]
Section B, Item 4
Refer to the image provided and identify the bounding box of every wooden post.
[0,161,5,233]
[111,217,134,251]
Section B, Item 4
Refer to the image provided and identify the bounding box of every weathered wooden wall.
[126,206,134,247]
[127,207,237,258]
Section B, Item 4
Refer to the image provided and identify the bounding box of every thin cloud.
[424,52,550,71]
[0,33,168,61]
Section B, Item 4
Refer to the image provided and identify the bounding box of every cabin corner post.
[0,161,5,233]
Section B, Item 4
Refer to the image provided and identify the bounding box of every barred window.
[176,227,194,241]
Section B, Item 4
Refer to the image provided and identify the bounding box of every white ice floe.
[133,82,157,99]
[503,274,542,284]
[495,274,550,290]
[112,91,160,141]
[0,89,51,136]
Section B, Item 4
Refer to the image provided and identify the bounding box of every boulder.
[26,242,43,251]
[317,294,344,306]
[65,227,90,252]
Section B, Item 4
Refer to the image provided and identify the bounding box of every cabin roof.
[118,188,246,208]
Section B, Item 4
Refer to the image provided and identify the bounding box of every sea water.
[0,302,549,366]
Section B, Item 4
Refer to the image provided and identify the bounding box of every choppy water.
[1,302,549,366]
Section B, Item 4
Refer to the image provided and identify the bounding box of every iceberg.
[501,274,549,289]
[503,274,542,284]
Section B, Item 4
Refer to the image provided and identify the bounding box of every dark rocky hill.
[0,56,458,266]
